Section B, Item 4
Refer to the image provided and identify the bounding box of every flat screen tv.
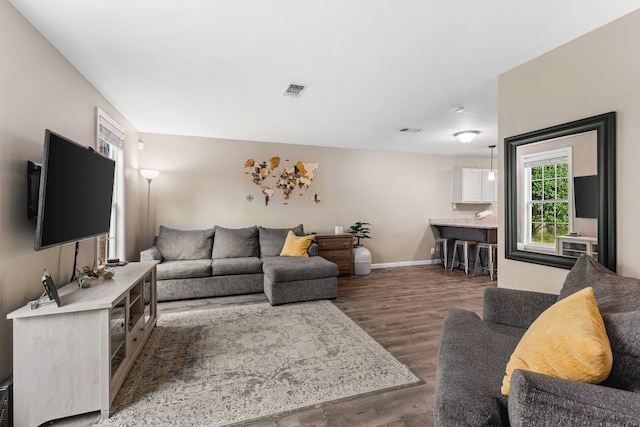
[34,130,116,251]
[574,175,598,219]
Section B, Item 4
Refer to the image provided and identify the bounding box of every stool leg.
[489,246,495,281]
[443,242,448,269]
[463,243,469,275]
[450,243,457,271]
[472,246,481,277]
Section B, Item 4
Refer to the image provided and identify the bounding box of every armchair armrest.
[140,246,163,263]
[483,287,557,329]
[509,369,640,427]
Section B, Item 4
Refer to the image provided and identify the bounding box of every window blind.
[97,109,125,149]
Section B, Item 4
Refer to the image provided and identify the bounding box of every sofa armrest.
[140,246,163,263]
[483,287,557,329]
[307,242,319,257]
[509,370,640,427]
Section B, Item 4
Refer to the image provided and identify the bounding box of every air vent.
[399,128,422,133]
[282,83,306,97]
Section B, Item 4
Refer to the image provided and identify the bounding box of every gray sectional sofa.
[140,224,339,305]
[434,255,640,426]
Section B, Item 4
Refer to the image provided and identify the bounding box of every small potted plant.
[348,222,372,247]
[348,222,372,275]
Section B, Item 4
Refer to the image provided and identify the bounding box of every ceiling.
[10,1,640,156]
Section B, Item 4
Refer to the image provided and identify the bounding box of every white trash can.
[353,246,372,275]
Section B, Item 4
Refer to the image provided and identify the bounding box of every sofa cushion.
[280,231,315,257]
[157,259,212,280]
[262,256,338,282]
[212,226,259,259]
[156,226,214,260]
[211,257,263,276]
[558,255,640,392]
[258,224,304,257]
[501,287,612,396]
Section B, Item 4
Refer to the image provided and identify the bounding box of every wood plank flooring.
[51,264,493,427]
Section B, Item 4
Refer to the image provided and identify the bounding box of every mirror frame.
[505,112,616,271]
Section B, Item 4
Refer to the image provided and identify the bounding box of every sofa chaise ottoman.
[140,224,339,305]
[434,255,640,426]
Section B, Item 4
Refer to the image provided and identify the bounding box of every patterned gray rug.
[98,300,422,426]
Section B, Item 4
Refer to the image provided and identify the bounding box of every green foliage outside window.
[529,163,569,244]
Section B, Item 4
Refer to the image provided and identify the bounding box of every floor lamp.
[140,169,160,245]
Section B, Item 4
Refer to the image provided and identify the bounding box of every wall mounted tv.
[33,130,116,251]
[574,175,598,219]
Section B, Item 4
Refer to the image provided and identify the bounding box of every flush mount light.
[454,130,480,143]
[451,106,465,113]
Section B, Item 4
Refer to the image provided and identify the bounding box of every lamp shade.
[454,130,480,143]
[140,169,160,181]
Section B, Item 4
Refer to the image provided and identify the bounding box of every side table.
[314,234,354,276]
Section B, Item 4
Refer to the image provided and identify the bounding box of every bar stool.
[435,237,450,269]
[450,240,477,274]
[473,243,498,280]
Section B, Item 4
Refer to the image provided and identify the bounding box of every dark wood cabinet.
[315,234,354,276]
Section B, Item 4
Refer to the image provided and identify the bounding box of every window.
[522,148,572,250]
[97,108,125,262]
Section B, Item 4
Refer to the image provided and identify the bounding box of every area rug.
[98,300,422,426]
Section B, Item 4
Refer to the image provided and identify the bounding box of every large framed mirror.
[505,112,616,271]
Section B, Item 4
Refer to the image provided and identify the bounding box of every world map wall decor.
[244,157,319,205]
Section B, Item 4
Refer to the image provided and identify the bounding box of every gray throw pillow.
[212,226,259,259]
[558,255,640,312]
[258,224,304,257]
[558,254,640,392]
[156,225,215,261]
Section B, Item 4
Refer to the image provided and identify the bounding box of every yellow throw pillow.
[279,231,315,257]
[501,287,612,395]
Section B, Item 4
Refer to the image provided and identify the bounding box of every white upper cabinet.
[452,167,497,203]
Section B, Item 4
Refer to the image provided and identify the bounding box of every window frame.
[521,147,572,253]
[96,108,125,262]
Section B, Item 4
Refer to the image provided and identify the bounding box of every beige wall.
[139,133,496,265]
[0,2,142,380]
[498,9,640,294]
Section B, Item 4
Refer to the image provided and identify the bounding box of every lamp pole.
[140,169,160,245]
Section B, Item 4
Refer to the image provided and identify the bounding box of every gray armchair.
[434,255,640,426]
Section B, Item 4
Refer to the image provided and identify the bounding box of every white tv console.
[7,261,158,426]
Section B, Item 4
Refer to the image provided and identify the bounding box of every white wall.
[0,2,142,381]
[139,133,496,265]
[498,9,640,294]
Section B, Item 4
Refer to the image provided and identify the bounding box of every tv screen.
[34,130,116,251]
[574,175,598,219]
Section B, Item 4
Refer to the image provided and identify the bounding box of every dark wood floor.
[52,264,493,427]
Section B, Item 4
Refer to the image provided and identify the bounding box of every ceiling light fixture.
[488,145,496,181]
[451,106,465,113]
[454,130,480,143]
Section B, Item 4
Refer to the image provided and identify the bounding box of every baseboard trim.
[371,260,434,269]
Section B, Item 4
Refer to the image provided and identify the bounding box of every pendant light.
[488,145,496,181]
